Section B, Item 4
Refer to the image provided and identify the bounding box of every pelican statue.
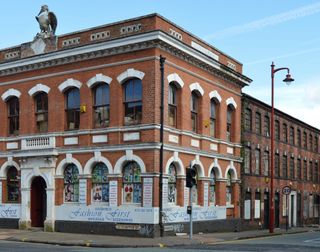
[35,5,57,37]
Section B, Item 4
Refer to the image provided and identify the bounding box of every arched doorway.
[31,176,47,227]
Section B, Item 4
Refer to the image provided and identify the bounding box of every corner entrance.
[31,176,47,227]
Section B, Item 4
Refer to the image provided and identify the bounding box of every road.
[0,231,319,251]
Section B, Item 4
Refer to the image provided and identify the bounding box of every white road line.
[304,237,320,243]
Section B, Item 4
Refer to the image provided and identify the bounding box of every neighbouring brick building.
[241,94,320,229]
[0,11,252,237]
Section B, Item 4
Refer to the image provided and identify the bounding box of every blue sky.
[1,0,320,128]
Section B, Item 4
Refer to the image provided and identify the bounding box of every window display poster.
[109,181,117,207]
[184,187,189,206]
[79,179,87,204]
[143,177,153,207]
[254,199,260,219]
[244,199,251,219]
[162,178,168,206]
[203,182,208,207]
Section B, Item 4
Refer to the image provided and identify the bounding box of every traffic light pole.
[189,186,193,240]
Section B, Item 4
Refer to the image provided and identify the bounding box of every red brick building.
[0,12,251,236]
[241,94,320,229]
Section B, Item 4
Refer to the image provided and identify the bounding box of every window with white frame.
[191,166,198,205]
[210,99,218,137]
[92,162,109,203]
[7,166,20,203]
[93,83,110,128]
[7,97,19,135]
[226,171,232,205]
[122,161,142,204]
[168,83,177,128]
[65,88,80,130]
[190,91,199,133]
[167,163,177,204]
[124,78,142,125]
[35,92,48,132]
[64,164,79,202]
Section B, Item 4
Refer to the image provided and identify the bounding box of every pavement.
[0,226,319,248]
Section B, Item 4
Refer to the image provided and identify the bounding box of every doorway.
[31,176,47,227]
[263,192,269,229]
[275,193,280,228]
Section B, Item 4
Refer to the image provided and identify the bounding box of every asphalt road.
[0,231,319,251]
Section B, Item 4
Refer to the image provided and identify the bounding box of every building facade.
[241,94,320,229]
[0,12,251,236]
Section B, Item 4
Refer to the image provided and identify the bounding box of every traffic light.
[186,167,197,188]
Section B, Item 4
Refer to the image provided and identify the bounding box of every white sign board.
[78,179,87,204]
[244,200,251,219]
[184,187,189,206]
[163,206,226,223]
[55,205,159,224]
[143,178,153,207]
[254,200,261,219]
[203,183,209,207]
[162,178,168,207]
[109,181,118,207]
[0,204,21,218]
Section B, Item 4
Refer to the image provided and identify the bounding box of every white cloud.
[205,2,320,40]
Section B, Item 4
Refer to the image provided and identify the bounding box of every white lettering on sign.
[162,205,226,223]
[109,181,118,207]
[79,179,87,204]
[143,178,153,207]
[55,205,159,224]
[0,204,21,218]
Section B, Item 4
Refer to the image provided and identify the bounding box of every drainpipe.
[159,55,166,237]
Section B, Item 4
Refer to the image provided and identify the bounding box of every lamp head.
[283,73,294,85]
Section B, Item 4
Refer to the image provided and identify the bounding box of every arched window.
[92,163,109,203]
[209,169,216,205]
[226,105,234,141]
[122,161,142,204]
[7,97,19,135]
[190,91,199,132]
[168,83,177,128]
[168,163,177,204]
[210,99,218,137]
[93,83,110,128]
[226,171,232,205]
[65,88,80,130]
[7,166,19,202]
[64,164,79,202]
[124,78,142,125]
[35,92,48,132]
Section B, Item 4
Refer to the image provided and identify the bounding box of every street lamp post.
[269,62,294,233]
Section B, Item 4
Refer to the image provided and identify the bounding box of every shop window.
[122,161,142,204]
[124,78,142,125]
[92,163,109,203]
[244,191,251,219]
[167,163,177,204]
[226,171,232,205]
[209,169,216,205]
[93,83,110,128]
[190,91,199,133]
[35,92,48,132]
[7,166,19,202]
[244,147,251,174]
[65,88,80,130]
[7,97,19,135]
[64,164,79,202]
[168,83,177,128]
[210,99,218,137]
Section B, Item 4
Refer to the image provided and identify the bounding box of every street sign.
[282,186,291,195]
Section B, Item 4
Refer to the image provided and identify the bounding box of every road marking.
[304,238,320,243]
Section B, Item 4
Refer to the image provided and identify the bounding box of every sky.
[0,0,319,128]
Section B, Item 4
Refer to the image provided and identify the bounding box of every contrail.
[205,2,320,40]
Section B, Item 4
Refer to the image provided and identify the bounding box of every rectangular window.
[275,120,280,141]
[282,124,287,142]
[264,116,270,137]
[297,159,301,180]
[244,148,251,174]
[290,157,294,179]
[304,160,307,181]
[282,155,288,178]
[309,161,313,181]
[255,112,261,134]
[309,134,313,151]
[255,149,260,175]
[303,132,307,149]
[244,108,252,131]
[275,153,280,177]
[263,151,269,176]
[314,136,318,152]
[315,162,319,183]
[289,127,294,145]
[297,129,301,147]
